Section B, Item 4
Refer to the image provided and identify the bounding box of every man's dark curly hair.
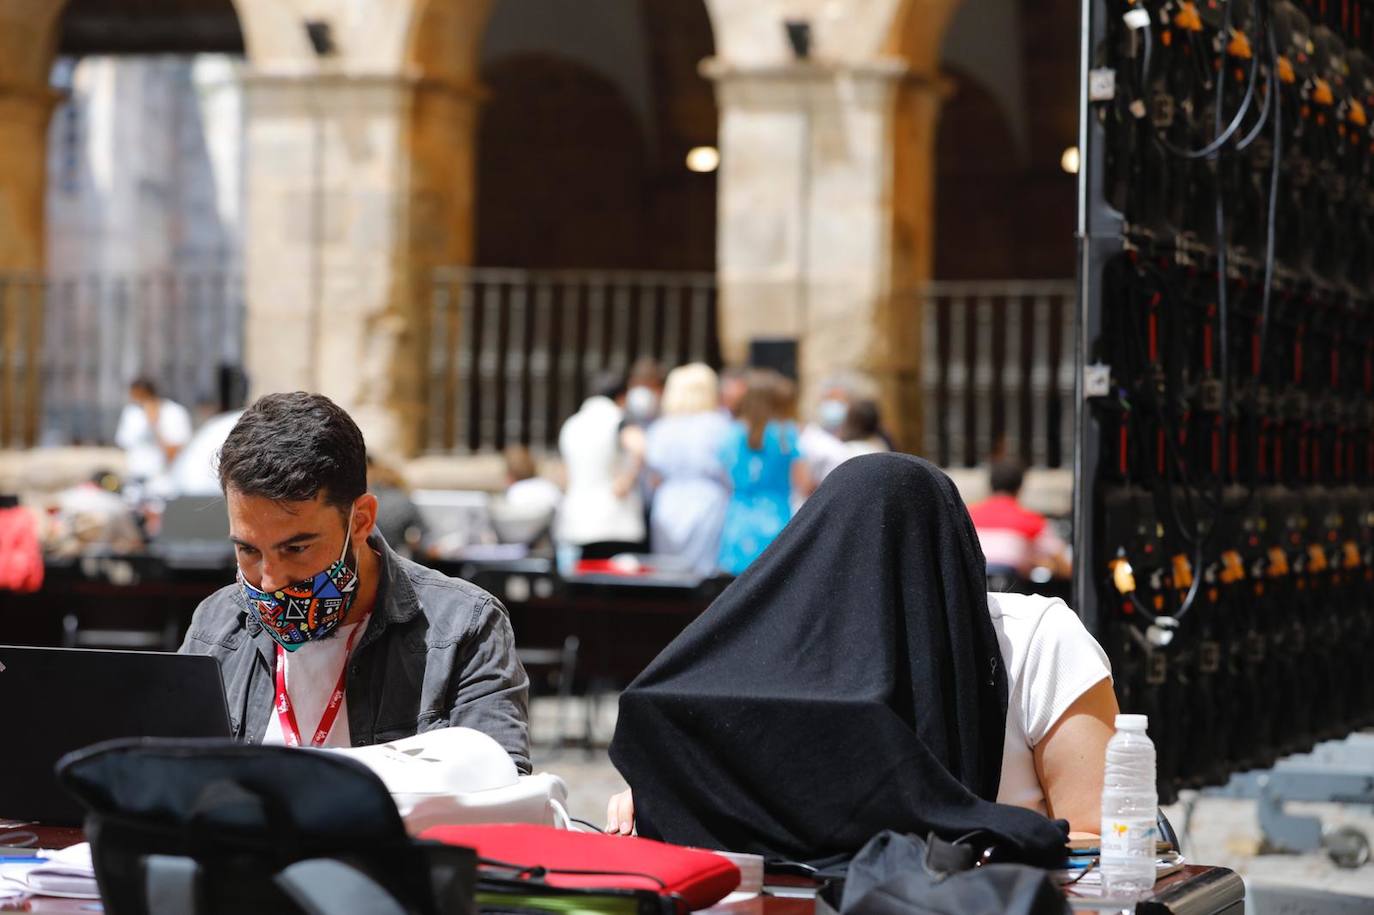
[217,392,367,513]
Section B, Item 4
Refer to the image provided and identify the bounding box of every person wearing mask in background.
[838,399,890,460]
[554,372,646,561]
[968,458,1072,582]
[115,377,192,502]
[716,370,806,576]
[645,364,732,576]
[623,357,665,429]
[797,374,857,491]
[180,392,530,767]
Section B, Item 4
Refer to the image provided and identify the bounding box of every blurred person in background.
[623,357,665,428]
[716,370,806,576]
[503,445,562,516]
[367,454,428,559]
[718,366,748,418]
[839,398,889,459]
[967,458,1071,582]
[162,409,245,498]
[797,373,856,489]
[645,363,731,575]
[555,372,646,561]
[115,377,192,501]
[40,470,144,558]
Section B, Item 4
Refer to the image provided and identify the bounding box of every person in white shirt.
[837,398,890,460]
[114,377,192,496]
[554,373,646,556]
[606,454,1117,839]
[503,445,562,517]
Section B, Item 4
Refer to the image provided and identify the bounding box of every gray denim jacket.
[180,532,531,773]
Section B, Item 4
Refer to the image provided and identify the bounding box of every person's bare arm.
[1032,676,1118,836]
[614,426,647,499]
[606,788,635,835]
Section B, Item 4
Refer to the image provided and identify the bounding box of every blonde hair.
[660,363,720,416]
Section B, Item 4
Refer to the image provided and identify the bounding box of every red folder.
[421,823,741,911]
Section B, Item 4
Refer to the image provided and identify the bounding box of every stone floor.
[530,697,1374,905]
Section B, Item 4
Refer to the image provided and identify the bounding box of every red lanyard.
[273,619,367,748]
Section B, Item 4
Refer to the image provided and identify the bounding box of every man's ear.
[352,492,379,542]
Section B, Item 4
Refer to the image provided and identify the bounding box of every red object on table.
[574,558,656,576]
[0,507,43,594]
[422,823,740,911]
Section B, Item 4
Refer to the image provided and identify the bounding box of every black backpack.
[56,738,475,915]
[821,831,1070,915]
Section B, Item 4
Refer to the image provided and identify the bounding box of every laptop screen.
[0,646,232,825]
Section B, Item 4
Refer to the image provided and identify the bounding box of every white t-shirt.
[114,398,192,481]
[987,592,1112,814]
[261,619,367,749]
[555,397,644,546]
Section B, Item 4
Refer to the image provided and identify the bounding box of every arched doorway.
[416,0,720,452]
[475,0,717,271]
[37,0,248,445]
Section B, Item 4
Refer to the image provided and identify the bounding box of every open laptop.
[0,646,232,825]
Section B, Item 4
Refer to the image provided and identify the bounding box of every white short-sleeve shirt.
[114,398,193,481]
[987,592,1112,813]
[261,619,366,749]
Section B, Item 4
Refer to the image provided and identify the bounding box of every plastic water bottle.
[1099,713,1158,899]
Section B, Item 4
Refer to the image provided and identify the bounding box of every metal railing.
[0,272,244,447]
[920,279,1077,469]
[427,267,720,453]
[0,268,1074,466]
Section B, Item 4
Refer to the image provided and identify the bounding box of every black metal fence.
[426,267,720,453]
[0,268,1075,466]
[0,272,244,447]
[921,279,1077,469]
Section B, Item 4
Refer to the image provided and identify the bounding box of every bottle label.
[1100,816,1157,859]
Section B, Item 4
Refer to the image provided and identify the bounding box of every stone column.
[706,58,940,449]
[0,80,58,445]
[241,66,463,458]
[878,73,949,454]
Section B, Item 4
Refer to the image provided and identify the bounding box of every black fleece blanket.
[609,453,1068,867]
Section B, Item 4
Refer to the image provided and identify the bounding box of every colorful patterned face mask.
[238,509,360,652]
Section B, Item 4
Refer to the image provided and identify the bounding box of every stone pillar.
[878,73,949,454]
[241,67,453,458]
[0,80,58,445]
[706,58,940,449]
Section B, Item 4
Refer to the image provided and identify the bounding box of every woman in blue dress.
[717,371,804,576]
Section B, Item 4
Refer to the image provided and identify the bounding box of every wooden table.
[2,822,1243,914]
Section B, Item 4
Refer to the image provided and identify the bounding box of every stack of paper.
[0,843,99,900]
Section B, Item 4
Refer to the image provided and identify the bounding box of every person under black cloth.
[607,453,1078,870]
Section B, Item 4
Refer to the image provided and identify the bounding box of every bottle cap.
[1115,713,1148,731]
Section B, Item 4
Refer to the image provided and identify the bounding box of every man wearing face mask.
[796,375,858,494]
[179,392,530,770]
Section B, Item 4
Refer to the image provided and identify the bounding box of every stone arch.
[475,55,646,269]
[884,0,964,292]
[933,66,1021,279]
[475,0,718,271]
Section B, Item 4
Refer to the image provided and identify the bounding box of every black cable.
[477,856,668,890]
[1235,64,1274,151]
[1153,8,1264,159]
[571,818,605,833]
[1257,14,1281,383]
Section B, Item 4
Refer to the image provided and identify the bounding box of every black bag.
[821,831,1070,915]
[56,738,475,915]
